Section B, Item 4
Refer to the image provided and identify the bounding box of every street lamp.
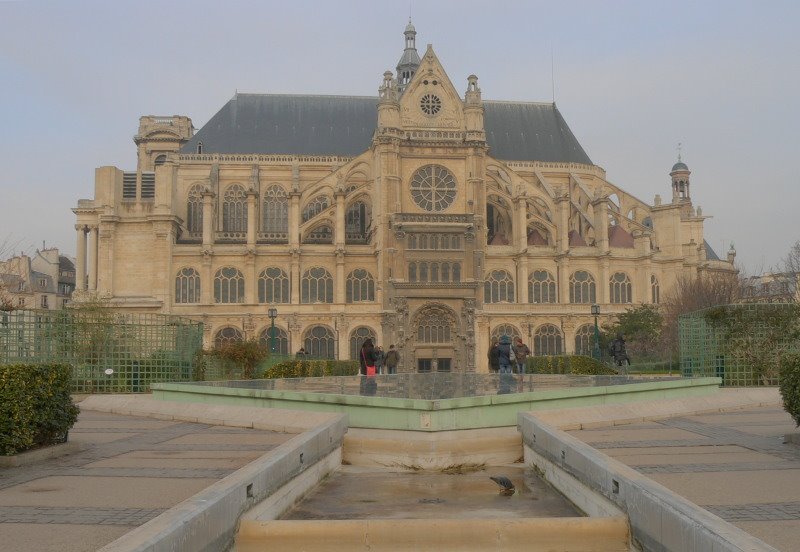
[267,308,278,354]
[591,304,601,360]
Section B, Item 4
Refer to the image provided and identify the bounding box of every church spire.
[396,19,421,94]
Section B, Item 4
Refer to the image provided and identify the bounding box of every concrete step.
[234,516,631,551]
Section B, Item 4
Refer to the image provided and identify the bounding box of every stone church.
[73,22,735,372]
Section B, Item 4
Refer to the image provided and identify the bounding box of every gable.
[398,46,465,131]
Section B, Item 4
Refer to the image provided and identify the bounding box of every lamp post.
[267,308,278,355]
[591,304,601,360]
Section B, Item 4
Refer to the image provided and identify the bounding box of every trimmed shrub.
[1,364,80,456]
[525,355,616,376]
[263,359,359,379]
[779,353,800,427]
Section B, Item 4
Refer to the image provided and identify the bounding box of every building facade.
[0,248,75,310]
[72,24,735,372]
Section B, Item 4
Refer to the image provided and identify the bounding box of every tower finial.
[677,142,682,162]
[396,19,420,94]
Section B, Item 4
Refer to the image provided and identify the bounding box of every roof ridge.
[234,92,379,100]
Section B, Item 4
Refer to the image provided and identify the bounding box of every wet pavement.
[282,464,580,520]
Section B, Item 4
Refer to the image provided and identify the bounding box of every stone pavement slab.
[0,405,293,552]
[569,405,800,551]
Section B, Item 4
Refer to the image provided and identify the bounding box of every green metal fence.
[0,309,203,393]
[679,303,800,386]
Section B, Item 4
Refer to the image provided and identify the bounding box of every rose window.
[420,94,442,116]
[410,165,457,212]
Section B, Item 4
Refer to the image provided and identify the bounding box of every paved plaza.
[569,405,800,551]
[0,408,293,552]
[0,395,798,551]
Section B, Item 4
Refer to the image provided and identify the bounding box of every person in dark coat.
[497,335,514,393]
[359,338,377,375]
[512,337,530,375]
[384,345,400,374]
[488,337,500,373]
[359,338,378,396]
[608,334,630,372]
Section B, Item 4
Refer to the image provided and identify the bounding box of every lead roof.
[181,93,593,165]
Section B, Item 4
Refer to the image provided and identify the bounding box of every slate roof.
[704,240,721,261]
[181,94,593,164]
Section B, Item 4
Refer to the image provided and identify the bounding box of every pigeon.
[489,475,515,495]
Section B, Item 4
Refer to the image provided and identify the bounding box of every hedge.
[263,359,359,379]
[525,355,617,376]
[1,364,80,456]
[779,353,800,427]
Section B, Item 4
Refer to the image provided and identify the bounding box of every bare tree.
[661,272,743,354]
[784,240,800,302]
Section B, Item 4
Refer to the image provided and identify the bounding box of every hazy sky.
[1,1,798,274]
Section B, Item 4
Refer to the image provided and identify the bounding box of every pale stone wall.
[72,46,735,370]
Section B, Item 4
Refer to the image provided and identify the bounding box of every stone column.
[290,249,300,304]
[335,192,345,246]
[557,257,569,304]
[201,254,213,304]
[516,255,528,304]
[335,249,345,304]
[289,193,300,248]
[75,225,87,291]
[514,197,527,251]
[202,191,214,247]
[247,191,257,247]
[599,258,610,304]
[87,225,99,291]
[556,196,570,254]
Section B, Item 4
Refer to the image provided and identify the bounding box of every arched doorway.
[410,303,459,372]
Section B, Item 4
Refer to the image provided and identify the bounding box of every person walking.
[497,335,514,393]
[512,337,530,375]
[374,345,386,375]
[384,345,400,374]
[359,338,378,395]
[488,337,500,373]
[608,334,630,373]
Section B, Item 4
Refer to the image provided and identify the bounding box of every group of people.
[487,335,530,374]
[358,339,400,376]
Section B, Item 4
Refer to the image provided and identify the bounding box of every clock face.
[420,94,442,116]
[411,165,456,212]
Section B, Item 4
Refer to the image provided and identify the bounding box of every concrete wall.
[518,412,779,552]
[97,414,347,552]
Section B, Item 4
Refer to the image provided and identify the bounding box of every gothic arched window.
[259,326,289,355]
[214,267,244,303]
[610,272,632,304]
[484,270,515,303]
[175,267,200,304]
[534,324,563,355]
[345,201,370,244]
[301,267,333,304]
[214,327,243,348]
[417,310,452,343]
[529,270,557,304]
[574,324,595,356]
[651,275,660,304]
[491,324,521,342]
[569,271,596,304]
[262,185,288,236]
[258,267,289,304]
[452,263,461,282]
[349,327,376,361]
[154,154,167,166]
[302,195,330,222]
[409,262,417,283]
[346,269,375,302]
[187,184,204,234]
[223,184,248,232]
[304,325,336,358]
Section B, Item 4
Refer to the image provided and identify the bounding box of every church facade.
[72,23,735,372]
